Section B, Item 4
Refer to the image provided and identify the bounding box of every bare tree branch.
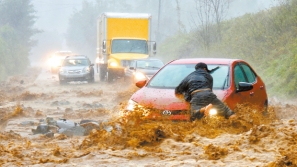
[191,0,230,50]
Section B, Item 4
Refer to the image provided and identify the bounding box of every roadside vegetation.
[159,0,297,98]
[0,0,39,81]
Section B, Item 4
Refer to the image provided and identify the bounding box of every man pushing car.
[175,62,236,121]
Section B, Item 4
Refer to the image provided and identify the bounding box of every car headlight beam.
[209,108,218,116]
[134,72,147,81]
[50,57,63,67]
[126,99,137,111]
[110,61,118,67]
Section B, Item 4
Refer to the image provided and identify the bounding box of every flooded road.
[0,65,297,166]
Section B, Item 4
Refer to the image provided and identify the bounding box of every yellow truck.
[96,12,156,82]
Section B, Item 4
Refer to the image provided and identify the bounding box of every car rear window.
[147,64,229,89]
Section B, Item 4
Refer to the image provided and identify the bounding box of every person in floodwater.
[175,62,236,121]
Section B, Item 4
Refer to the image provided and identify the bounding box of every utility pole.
[157,0,162,43]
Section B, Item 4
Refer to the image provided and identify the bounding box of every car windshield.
[136,60,164,69]
[62,59,89,66]
[111,39,148,54]
[148,64,230,89]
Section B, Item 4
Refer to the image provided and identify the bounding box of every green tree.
[0,25,27,79]
[0,0,39,47]
[0,0,39,80]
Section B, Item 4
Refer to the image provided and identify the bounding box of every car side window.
[241,64,256,83]
[234,64,247,89]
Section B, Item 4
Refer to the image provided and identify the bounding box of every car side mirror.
[153,42,157,55]
[135,80,147,88]
[236,82,253,92]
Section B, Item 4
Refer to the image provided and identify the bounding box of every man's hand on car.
[175,93,184,99]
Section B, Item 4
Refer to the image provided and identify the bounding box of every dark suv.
[58,55,95,84]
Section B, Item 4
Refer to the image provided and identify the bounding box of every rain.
[0,0,297,166]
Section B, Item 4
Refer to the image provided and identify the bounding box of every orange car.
[125,58,268,121]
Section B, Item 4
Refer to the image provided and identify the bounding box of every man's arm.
[175,77,188,94]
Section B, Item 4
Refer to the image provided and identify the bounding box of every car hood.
[131,87,227,110]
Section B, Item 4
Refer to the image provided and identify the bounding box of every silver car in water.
[58,55,95,84]
[124,58,164,83]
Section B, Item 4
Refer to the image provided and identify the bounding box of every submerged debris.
[31,117,104,137]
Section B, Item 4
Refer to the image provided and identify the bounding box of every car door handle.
[260,86,264,89]
[250,92,254,96]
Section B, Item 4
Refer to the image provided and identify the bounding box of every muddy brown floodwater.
[0,66,297,167]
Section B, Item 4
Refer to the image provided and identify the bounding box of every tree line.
[0,0,39,81]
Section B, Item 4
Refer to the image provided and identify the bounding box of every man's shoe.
[204,104,213,116]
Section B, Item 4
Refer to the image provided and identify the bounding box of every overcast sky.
[32,0,90,33]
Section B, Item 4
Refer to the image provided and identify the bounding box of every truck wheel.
[99,67,106,81]
[107,71,114,82]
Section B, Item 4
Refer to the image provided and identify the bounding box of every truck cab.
[97,12,156,82]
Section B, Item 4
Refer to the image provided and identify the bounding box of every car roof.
[170,58,241,65]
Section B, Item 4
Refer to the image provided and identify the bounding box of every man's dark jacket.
[175,69,212,102]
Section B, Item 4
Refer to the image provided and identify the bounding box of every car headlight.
[209,108,218,116]
[119,99,137,117]
[83,67,90,73]
[110,61,118,67]
[134,72,147,81]
[126,99,137,111]
[95,57,100,64]
[59,68,66,74]
[50,57,62,67]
